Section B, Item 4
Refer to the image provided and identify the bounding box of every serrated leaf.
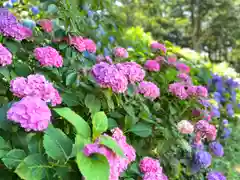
[2,149,26,169]
[54,107,91,138]
[15,154,51,180]
[43,126,73,162]
[99,135,124,157]
[92,111,108,139]
[84,94,101,114]
[76,152,109,180]
[129,122,152,137]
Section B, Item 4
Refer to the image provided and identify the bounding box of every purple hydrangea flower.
[209,142,224,157]
[192,151,212,172]
[222,119,228,125]
[211,107,220,118]
[221,128,231,139]
[207,171,226,180]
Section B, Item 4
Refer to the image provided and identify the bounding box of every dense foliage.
[0,1,240,180]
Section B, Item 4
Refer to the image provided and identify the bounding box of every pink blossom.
[34,46,63,67]
[144,60,160,72]
[67,36,86,52]
[150,42,166,54]
[177,73,192,85]
[169,82,188,100]
[168,56,177,64]
[196,86,208,98]
[38,19,53,33]
[116,62,145,83]
[10,74,62,106]
[176,63,190,73]
[186,85,197,96]
[139,157,161,173]
[7,96,51,131]
[91,62,128,93]
[0,43,12,66]
[96,55,113,64]
[113,47,128,58]
[83,38,96,53]
[143,172,168,180]
[138,81,160,100]
[195,120,217,141]
[155,56,164,62]
[177,120,194,134]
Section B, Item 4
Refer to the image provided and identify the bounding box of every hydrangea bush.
[0,2,239,180]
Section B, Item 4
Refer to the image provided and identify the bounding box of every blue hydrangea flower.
[31,6,39,15]
[207,171,226,180]
[211,107,220,118]
[226,104,234,117]
[209,142,224,157]
[221,128,231,139]
[192,151,212,172]
[87,10,93,18]
[108,36,115,43]
[222,119,228,126]
[10,0,18,3]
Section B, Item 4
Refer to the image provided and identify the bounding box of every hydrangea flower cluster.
[194,120,217,141]
[209,141,224,157]
[113,47,128,58]
[66,36,96,53]
[0,43,12,66]
[0,8,32,40]
[10,74,62,106]
[144,60,160,72]
[34,46,63,67]
[83,128,136,180]
[7,96,51,131]
[207,171,226,180]
[176,63,190,74]
[96,55,113,64]
[150,41,166,54]
[177,120,194,134]
[38,19,53,33]
[192,151,212,172]
[138,81,160,100]
[139,157,168,180]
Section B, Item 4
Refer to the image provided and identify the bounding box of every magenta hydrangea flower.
[113,47,128,58]
[91,62,128,93]
[207,171,226,180]
[176,63,190,73]
[7,96,51,131]
[38,19,53,33]
[34,46,63,68]
[144,60,160,72]
[139,157,161,173]
[169,82,188,100]
[177,73,192,84]
[168,56,177,64]
[0,43,12,66]
[186,85,197,96]
[150,42,166,54]
[83,38,96,53]
[67,36,86,52]
[138,81,160,100]
[10,74,62,106]
[196,86,208,98]
[116,62,145,83]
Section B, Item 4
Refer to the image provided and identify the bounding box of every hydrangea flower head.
[177,73,192,84]
[0,43,12,66]
[138,81,160,100]
[7,96,51,131]
[177,120,194,134]
[116,62,145,83]
[195,120,217,141]
[144,60,160,72]
[34,46,63,67]
[207,171,226,180]
[155,56,164,62]
[169,82,188,99]
[221,128,231,139]
[113,47,128,58]
[168,55,177,64]
[196,86,208,98]
[83,38,96,53]
[92,62,128,93]
[176,63,190,73]
[143,171,168,180]
[192,151,212,172]
[209,141,224,157]
[150,42,166,54]
[67,36,86,52]
[38,19,53,32]
[186,85,197,96]
[139,157,161,173]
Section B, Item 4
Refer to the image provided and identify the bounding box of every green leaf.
[4,40,21,54]
[15,154,51,180]
[53,107,91,138]
[66,72,77,86]
[92,112,108,139]
[0,67,10,81]
[84,94,101,114]
[165,68,177,82]
[99,135,124,157]
[129,122,152,137]
[61,93,81,107]
[0,102,12,131]
[43,126,73,162]
[76,152,110,180]
[2,149,26,169]
[107,118,118,130]
[14,62,31,77]
[124,115,138,130]
[123,105,135,117]
[0,136,11,158]
[27,134,42,154]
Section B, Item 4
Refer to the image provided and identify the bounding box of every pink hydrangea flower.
[139,157,161,173]
[144,60,160,72]
[91,62,128,93]
[150,42,166,54]
[169,82,188,99]
[67,36,86,52]
[7,96,51,131]
[168,56,177,64]
[10,74,62,106]
[96,55,113,64]
[83,38,96,53]
[186,85,197,96]
[176,63,190,73]
[138,81,160,100]
[155,56,164,62]
[196,86,208,98]
[116,62,145,83]
[0,43,12,66]
[143,172,168,180]
[195,120,217,141]
[38,19,53,33]
[113,47,128,58]
[177,120,194,134]
[177,73,192,85]
[34,46,63,67]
